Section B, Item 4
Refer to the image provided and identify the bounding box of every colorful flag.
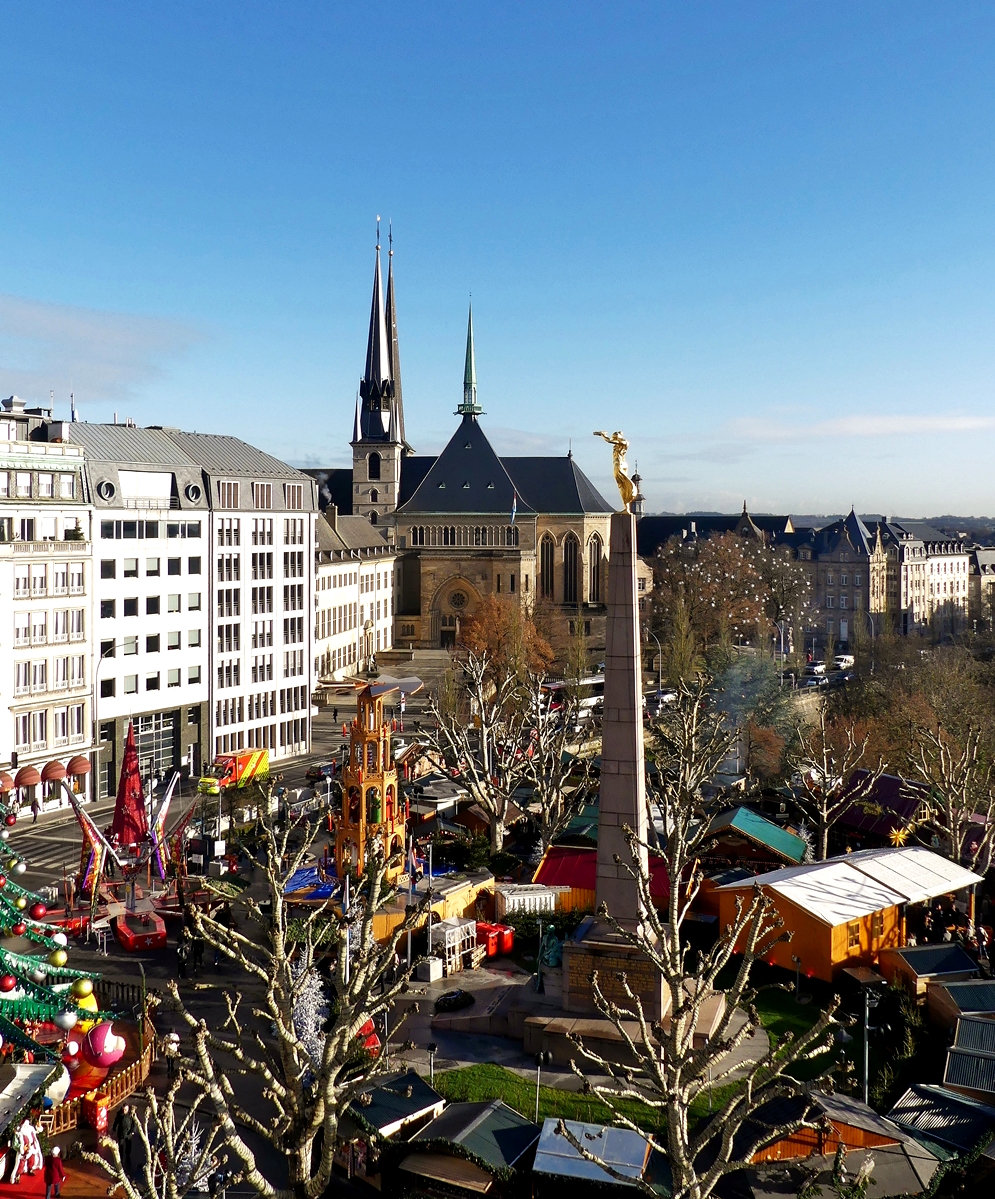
[510,490,517,526]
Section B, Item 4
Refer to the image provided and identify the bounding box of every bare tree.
[88,795,425,1199]
[790,709,887,860]
[564,679,838,1199]
[518,674,599,851]
[426,646,534,851]
[904,724,995,873]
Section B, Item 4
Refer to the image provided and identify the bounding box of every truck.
[199,749,269,796]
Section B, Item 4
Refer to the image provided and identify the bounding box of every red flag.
[111,722,148,848]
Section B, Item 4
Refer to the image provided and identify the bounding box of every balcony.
[8,540,90,555]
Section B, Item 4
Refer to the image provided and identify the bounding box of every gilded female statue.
[593,429,636,511]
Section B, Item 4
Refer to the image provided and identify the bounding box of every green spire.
[458,303,482,416]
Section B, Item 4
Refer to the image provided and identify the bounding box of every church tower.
[335,683,406,885]
[352,223,408,527]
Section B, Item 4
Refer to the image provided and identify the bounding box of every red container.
[495,924,515,954]
[475,922,499,956]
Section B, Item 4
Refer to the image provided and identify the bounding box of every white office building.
[0,397,94,811]
[314,509,396,681]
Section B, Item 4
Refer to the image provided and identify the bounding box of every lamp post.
[534,1051,552,1123]
[862,986,885,1105]
[427,1041,438,1086]
[791,954,801,997]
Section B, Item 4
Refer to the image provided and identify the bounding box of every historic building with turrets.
[308,233,614,656]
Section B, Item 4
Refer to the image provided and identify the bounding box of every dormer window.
[462,481,470,489]
[438,481,446,489]
[487,482,495,489]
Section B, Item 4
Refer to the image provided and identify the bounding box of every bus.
[541,675,605,724]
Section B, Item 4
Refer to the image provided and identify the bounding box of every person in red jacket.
[44,1145,66,1199]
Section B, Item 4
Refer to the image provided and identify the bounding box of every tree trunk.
[490,816,505,853]
[818,820,829,861]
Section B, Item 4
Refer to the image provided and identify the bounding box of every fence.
[41,1010,156,1135]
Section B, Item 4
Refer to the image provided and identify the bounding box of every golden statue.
[594,430,636,511]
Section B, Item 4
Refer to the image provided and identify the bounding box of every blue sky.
[2,3,995,515]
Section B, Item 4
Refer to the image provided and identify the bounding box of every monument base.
[561,922,668,1021]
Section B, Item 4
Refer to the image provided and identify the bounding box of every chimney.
[330,503,338,533]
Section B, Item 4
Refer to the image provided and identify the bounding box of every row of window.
[823,595,863,610]
[0,472,76,500]
[100,594,201,617]
[101,631,201,656]
[217,481,305,511]
[215,717,304,756]
[14,610,85,644]
[218,685,308,728]
[14,705,86,749]
[99,667,201,697]
[822,573,863,586]
[316,603,359,641]
[101,520,200,539]
[101,556,199,579]
[14,656,86,694]
[6,516,81,542]
[317,643,358,675]
[216,517,305,546]
[317,570,358,591]
[408,525,520,548]
[539,533,603,604]
[14,564,85,595]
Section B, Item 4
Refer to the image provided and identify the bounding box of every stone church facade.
[309,237,614,655]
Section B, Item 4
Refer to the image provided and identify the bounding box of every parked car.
[434,989,475,1013]
[305,762,337,782]
[833,654,855,669]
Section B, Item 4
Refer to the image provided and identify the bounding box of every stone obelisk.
[594,508,649,929]
[560,433,664,1019]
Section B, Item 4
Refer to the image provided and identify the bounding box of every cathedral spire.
[457,302,482,416]
[358,220,393,442]
[384,222,406,447]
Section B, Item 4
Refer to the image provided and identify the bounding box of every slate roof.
[398,415,527,517]
[887,944,978,978]
[707,807,808,864]
[413,1099,540,1170]
[163,430,312,480]
[394,417,612,517]
[503,456,614,515]
[348,1070,444,1135]
[317,513,392,554]
[888,1084,995,1157]
[636,513,789,557]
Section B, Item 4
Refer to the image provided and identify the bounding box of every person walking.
[113,1103,136,1173]
[177,934,190,980]
[43,1146,65,1199]
[192,934,204,976]
[30,795,40,824]
[163,1028,180,1079]
[332,707,338,724]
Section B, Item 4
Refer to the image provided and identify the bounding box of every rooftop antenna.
[389,219,393,257]
[70,391,77,422]
[376,215,381,249]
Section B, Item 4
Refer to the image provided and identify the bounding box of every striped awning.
[40,761,66,783]
[13,767,40,789]
[66,756,91,776]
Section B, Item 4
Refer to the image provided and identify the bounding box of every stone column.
[595,510,648,930]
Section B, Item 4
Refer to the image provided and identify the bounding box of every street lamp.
[427,1041,438,1086]
[534,1051,552,1123]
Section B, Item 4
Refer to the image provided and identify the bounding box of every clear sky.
[2,3,995,516]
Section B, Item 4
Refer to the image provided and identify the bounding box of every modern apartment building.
[0,397,94,810]
[66,424,211,798]
[314,509,396,682]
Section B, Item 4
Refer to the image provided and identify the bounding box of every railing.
[9,540,90,554]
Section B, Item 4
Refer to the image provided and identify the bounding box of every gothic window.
[588,535,603,603]
[563,534,579,605]
[540,535,555,599]
[368,452,382,481]
[370,512,378,526]
[369,489,379,503]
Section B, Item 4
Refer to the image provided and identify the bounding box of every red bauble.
[0,975,17,993]
[29,903,46,921]
[12,923,25,936]
[3,815,15,828]
[0,876,8,890]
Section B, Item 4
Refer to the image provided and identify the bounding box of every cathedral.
[310,236,615,653]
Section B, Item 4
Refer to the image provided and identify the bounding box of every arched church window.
[370,512,378,525]
[588,535,603,603]
[563,534,579,604]
[370,489,379,503]
[540,535,555,599]
[368,452,382,481]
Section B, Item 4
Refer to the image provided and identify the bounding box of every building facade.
[314,511,396,681]
[869,521,970,637]
[0,399,94,810]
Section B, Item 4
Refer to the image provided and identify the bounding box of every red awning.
[41,761,66,782]
[0,774,13,792]
[534,844,670,900]
[14,767,41,788]
[66,756,91,776]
